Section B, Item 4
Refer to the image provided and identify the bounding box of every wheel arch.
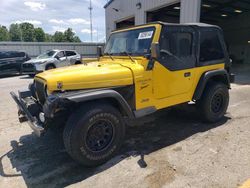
[65,89,135,119]
[45,63,56,70]
[75,61,82,65]
[193,69,230,101]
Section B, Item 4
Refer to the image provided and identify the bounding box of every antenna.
[88,0,93,42]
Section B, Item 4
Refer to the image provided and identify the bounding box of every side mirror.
[97,46,103,57]
[151,42,160,60]
[55,55,60,60]
[146,42,160,71]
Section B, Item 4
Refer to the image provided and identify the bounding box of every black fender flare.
[43,89,135,119]
[193,69,230,100]
[66,89,135,118]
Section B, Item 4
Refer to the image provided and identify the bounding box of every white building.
[105,0,250,64]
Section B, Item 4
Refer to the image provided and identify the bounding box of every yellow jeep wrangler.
[11,22,234,166]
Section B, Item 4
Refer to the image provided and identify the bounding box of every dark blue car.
[0,51,30,76]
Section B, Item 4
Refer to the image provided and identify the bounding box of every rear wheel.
[63,103,125,166]
[197,82,229,123]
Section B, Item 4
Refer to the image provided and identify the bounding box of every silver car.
[22,50,82,76]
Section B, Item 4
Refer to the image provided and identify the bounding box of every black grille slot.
[35,80,46,104]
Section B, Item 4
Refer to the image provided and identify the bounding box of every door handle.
[184,72,191,77]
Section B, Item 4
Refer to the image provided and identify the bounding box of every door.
[153,26,197,99]
[56,51,69,67]
[65,51,77,65]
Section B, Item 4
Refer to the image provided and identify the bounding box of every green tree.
[45,33,53,42]
[73,36,81,43]
[7,23,81,43]
[34,27,45,42]
[64,28,75,42]
[53,31,65,42]
[9,23,21,41]
[19,22,35,42]
[0,25,9,41]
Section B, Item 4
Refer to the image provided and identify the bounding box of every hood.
[35,60,144,92]
[24,57,54,64]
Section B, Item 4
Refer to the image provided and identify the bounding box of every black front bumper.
[10,91,45,137]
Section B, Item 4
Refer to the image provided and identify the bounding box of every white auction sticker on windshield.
[138,31,153,40]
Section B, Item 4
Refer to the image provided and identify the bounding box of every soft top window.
[199,29,225,62]
[161,32,192,58]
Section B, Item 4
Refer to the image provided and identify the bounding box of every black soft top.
[151,21,221,30]
[113,21,222,33]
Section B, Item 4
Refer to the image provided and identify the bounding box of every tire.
[63,103,126,166]
[197,82,229,123]
[29,74,35,77]
[46,65,55,70]
[75,61,82,65]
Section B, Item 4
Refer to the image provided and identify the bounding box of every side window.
[199,30,225,62]
[57,51,65,58]
[9,52,17,58]
[159,27,195,71]
[66,51,76,56]
[161,32,192,58]
[17,52,26,58]
[0,52,11,59]
[11,52,25,58]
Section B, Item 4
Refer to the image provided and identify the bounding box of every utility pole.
[96,25,99,42]
[88,0,93,42]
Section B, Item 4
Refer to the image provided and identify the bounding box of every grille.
[35,80,46,104]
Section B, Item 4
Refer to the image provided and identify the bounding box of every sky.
[0,0,109,42]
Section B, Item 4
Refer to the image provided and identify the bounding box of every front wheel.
[197,82,229,123]
[63,103,126,166]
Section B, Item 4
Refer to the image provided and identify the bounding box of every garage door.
[201,0,250,65]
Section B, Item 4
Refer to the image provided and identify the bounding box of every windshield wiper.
[119,51,135,63]
[104,53,114,61]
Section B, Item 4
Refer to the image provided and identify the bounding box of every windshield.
[37,50,57,59]
[104,27,155,56]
